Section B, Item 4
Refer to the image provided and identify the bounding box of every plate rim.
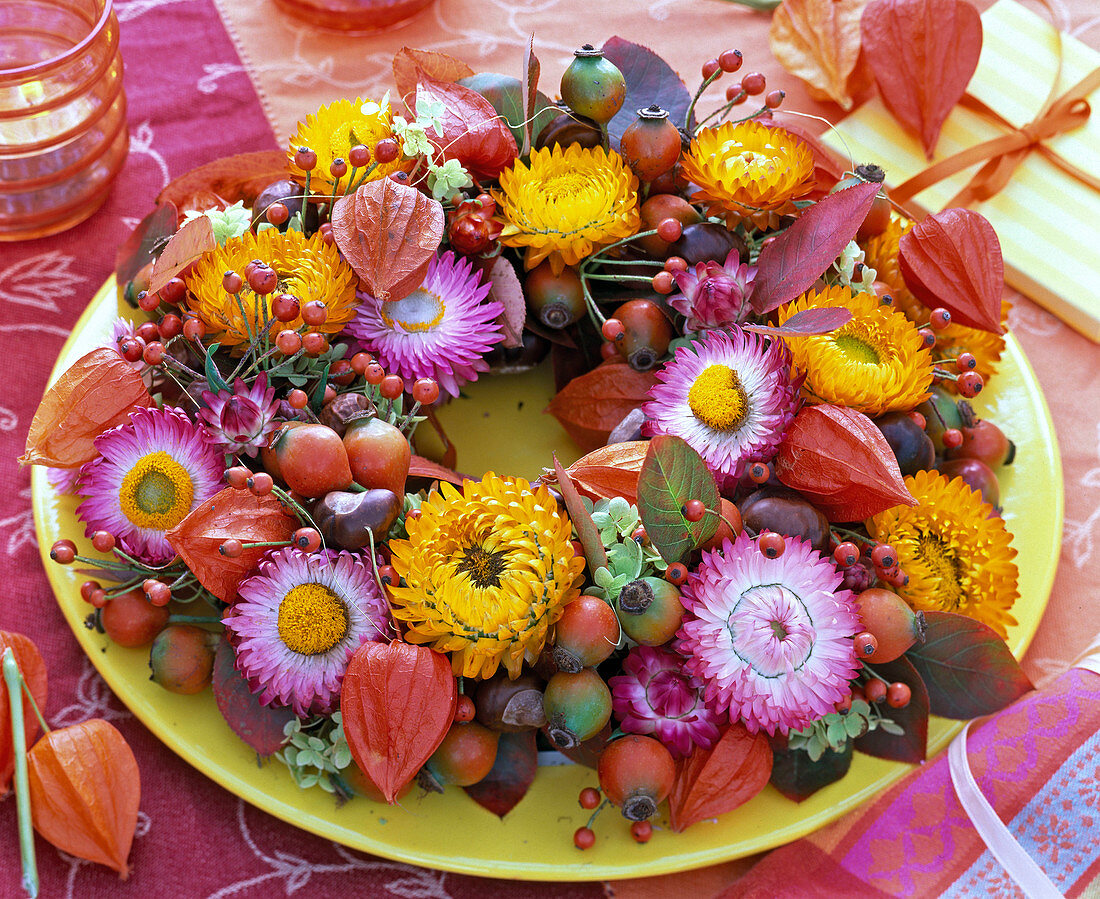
[30,276,1064,881]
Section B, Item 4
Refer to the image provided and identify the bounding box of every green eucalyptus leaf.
[204,343,231,394]
[637,435,719,563]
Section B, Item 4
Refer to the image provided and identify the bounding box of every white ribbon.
[945,639,1100,899]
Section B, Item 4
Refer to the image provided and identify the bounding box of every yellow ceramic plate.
[32,278,1062,881]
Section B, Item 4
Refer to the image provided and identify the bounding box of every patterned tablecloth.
[1,0,1098,896]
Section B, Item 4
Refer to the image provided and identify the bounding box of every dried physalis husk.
[27,719,141,878]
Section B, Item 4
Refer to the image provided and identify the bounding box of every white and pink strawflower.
[198,372,279,456]
[676,532,861,736]
[225,549,393,717]
[76,406,223,564]
[345,251,503,398]
[643,326,800,484]
[609,644,724,758]
[667,249,756,332]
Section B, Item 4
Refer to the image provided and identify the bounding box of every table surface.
[2,0,1098,896]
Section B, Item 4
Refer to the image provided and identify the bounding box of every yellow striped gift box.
[822,0,1100,342]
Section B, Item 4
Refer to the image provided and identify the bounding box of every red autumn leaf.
[561,441,649,503]
[906,611,1032,719]
[601,37,692,147]
[485,256,525,349]
[898,207,1004,333]
[773,404,916,522]
[861,0,982,157]
[416,79,518,181]
[166,488,297,601]
[751,181,882,314]
[545,362,658,452]
[407,454,468,487]
[211,638,296,757]
[392,46,475,105]
[115,202,177,289]
[341,641,457,803]
[0,631,48,797]
[331,180,445,302]
[148,215,215,295]
[463,730,538,818]
[28,719,140,877]
[20,348,154,468]
[770,0,872,110]
[157,150,289,220]
[668,723,773,832]
[744,306,853,337]
[553,455,608,573]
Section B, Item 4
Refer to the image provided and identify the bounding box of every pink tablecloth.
[2,0,1098,896]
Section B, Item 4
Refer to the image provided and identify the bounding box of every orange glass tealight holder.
[0,0,129,241]
[271,0,437,34]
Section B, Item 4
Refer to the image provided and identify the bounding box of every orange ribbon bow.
[891,32,1100,209]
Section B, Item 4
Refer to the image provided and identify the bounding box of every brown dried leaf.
[486,256,525,348]
[28,719,140,877]
[21,348,154,468]
[148,215,215,295]
[392,47,475,105]
[331,180,445,302]
[545,362,658,453]
[156,150,289,220]
[770,0,871,110]
[166,487,297,601]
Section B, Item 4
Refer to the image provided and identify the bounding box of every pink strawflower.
[47,467,82,495]
[76,406,223,564]
[643,326,801,483]
[345,251,503,398]
[676,532,861,735]
[610,644,724,758]
[667,249,756,331]
[225,549,393,716]
[198,372,279,456]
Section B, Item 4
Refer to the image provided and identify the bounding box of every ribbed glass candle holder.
[271,0,437,35]
[0,0,128,241]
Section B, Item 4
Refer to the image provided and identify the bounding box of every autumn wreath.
[15,30,1030,871]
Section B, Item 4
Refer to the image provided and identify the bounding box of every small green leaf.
[637,436,719,563]
[906,611,1032,719]
[878,720,905,736]
[204,343,231,394]
[309,361,331,413]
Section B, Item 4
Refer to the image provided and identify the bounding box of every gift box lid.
[822,0,1100,342]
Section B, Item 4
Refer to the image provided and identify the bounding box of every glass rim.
[0,0,114,81]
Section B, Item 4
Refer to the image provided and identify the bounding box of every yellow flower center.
[119,451,194,531]
[915,532,966,609]
[381,288,445,332]
[543,171,594,204]
[277,583,349,655]
[833,332,882,365]
[456,544,506,589]
[328,116,389,161]
[688,365,748,432]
